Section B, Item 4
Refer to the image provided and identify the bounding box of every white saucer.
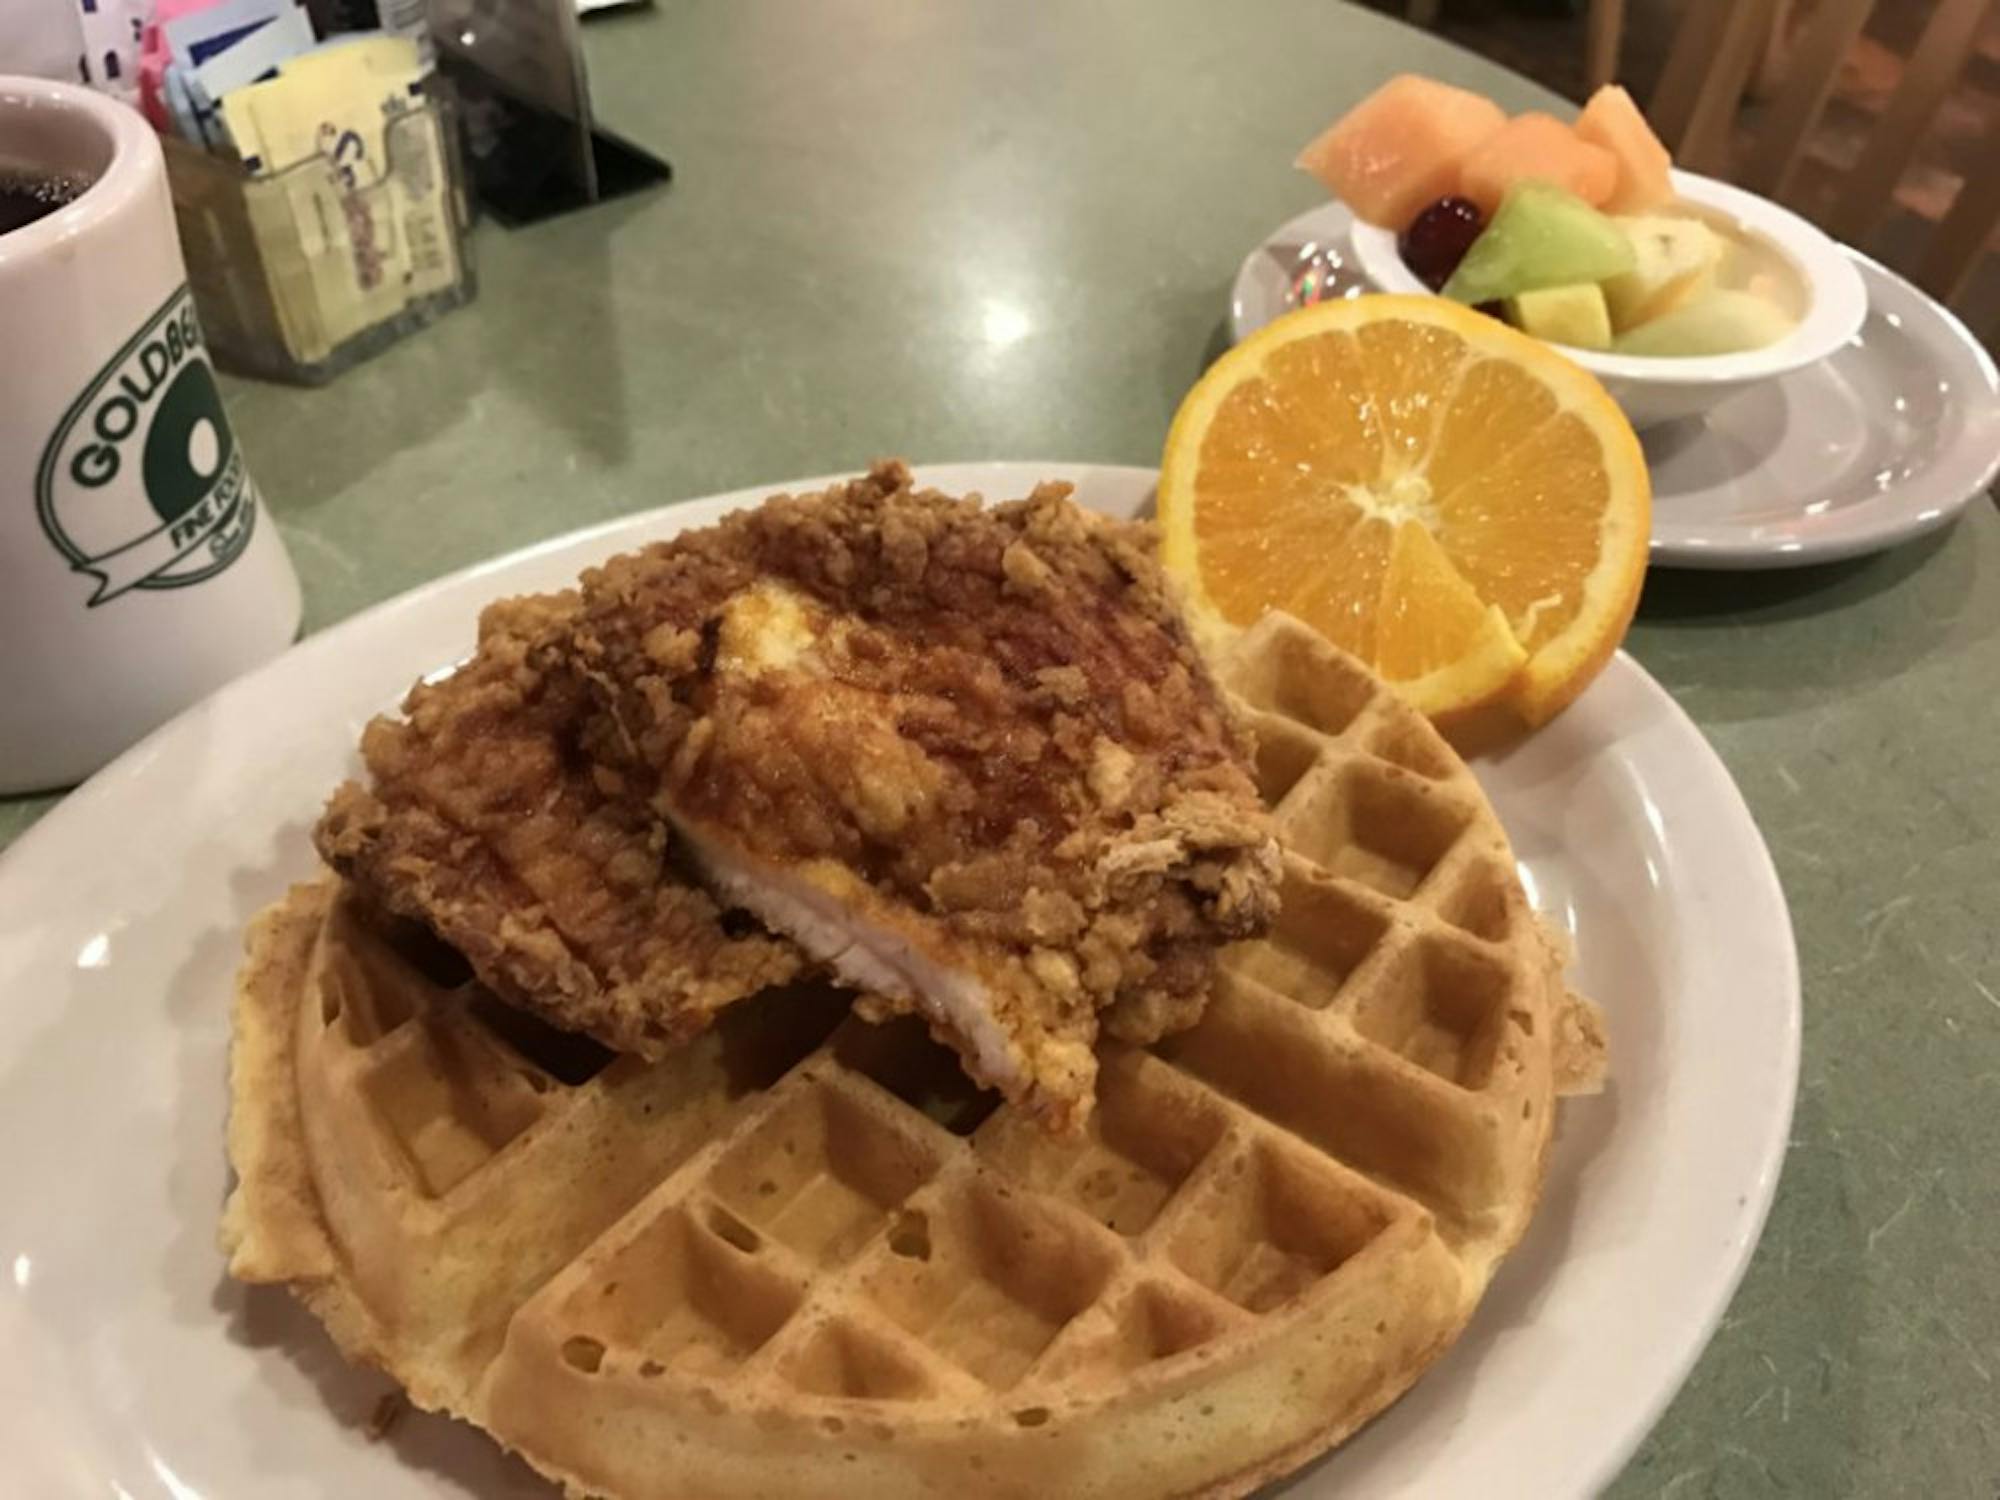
[1232,201,2000,569]
[0,464,1799,1498]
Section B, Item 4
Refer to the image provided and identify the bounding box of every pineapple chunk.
[1604,214,1724,332]
[1506,283,1614,350]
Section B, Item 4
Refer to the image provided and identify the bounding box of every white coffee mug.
[0,75,302,794]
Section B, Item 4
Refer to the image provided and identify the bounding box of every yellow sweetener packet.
[221,37,431,347]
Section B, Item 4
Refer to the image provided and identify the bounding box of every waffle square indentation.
[1155,976,1506,1224]
[1242,708,1325,809]
[1279,764,1470,899]
[316,919,423,1045]
[1225,865,1391,1010]
[1040,1280,1239,1382]
[860,1182,1119,1390]
[362,1021,544,1197]
[1365,716,1458,781]
[979,1052,1228,1237]
[778,1320,940,1400]
[1227,625,1377,736]
[707,1081,944,1268]
[1350,934,1513,1090]
[1434,857,1520,943]
[1165,1141,1394,1313]
[558,1205,802,1379]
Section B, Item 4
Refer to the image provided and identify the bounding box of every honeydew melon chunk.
[1611,290,1796,356]
[1440,181,1635,305]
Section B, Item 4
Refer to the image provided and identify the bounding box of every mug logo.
[35,285,259,606]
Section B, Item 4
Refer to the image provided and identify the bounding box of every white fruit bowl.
[1347,170,1868,429]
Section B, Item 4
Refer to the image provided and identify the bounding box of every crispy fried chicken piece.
[313,593,803,1057]
[545,461,1281,1130]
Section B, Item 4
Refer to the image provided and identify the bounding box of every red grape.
[1398,197,1485,291]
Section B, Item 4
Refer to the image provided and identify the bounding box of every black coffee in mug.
[0,168,90,236]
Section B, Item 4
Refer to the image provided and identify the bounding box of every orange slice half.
[1159,294,1650,727]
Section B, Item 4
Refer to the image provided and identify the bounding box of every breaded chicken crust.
[314,592,802,1056]
[544,461,1280,1128]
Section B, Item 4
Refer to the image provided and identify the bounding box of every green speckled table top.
[3,3,1996,1493]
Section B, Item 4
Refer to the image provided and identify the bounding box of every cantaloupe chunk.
[1296,74,1506,229]
[1575,84,1675,213]
[1458,113,1618,215]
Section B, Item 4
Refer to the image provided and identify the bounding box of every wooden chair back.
[1650,0,1998,311]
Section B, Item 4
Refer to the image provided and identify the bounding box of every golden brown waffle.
[224,611,1604,1500]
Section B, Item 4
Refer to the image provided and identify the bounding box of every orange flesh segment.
[1285,516,1396,663]
[1373,521,1489,679]
[1431,408,1614,650]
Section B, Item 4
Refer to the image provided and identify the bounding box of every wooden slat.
[1586,0,1626,92]
[1917,158,2000,307]
[1830,0,1992,244]
[1649,0,1737,148]
[1741,0,1878,200]
[1677,0,1782,175]
[1748,0,1801,101]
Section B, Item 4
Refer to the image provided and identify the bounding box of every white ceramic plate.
[0,464,1800,1499]
[1233,201,2000,569]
